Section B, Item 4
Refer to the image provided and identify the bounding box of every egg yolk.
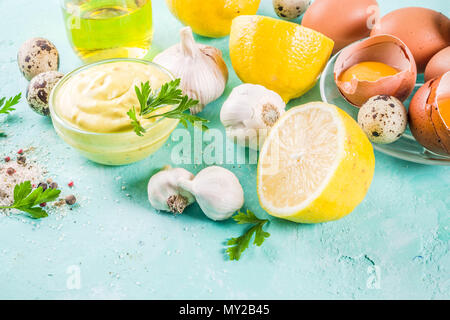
[438,98,450,128]
[339,61,399,82]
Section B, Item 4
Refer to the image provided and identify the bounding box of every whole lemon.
[230,15,334,102]
[166,0,261,38]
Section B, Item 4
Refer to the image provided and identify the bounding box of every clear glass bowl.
[49,58,179,166]
[320,52,450,166]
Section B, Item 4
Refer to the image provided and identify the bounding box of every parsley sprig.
[226,210,270,261]
[0,181,61,219]
[0,93,21,115]
[0,93,21,137]
[0,93,22,138]
[127,79,209,136]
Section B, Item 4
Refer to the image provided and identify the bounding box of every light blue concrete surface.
[0,0,449,299]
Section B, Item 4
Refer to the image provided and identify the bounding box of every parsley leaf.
[226,209,270,261]
[0,93,21,115]
[126,106,146,136]
[128,79,209,136]
[0,181,61,219]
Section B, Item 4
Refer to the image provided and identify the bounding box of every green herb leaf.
[126,106,145,136]
[128,79,209,136]
[13,181,32,203]
[0,181,61,219]
[0,93,21,115]
[226,210,270,261]
[147,95,209,130]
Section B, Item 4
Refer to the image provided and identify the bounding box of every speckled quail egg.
[273,0,311,20]
[18,38,59,81]
[357,95,407,144]
[26,71,64,116]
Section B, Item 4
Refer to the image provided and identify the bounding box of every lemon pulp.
[257,102,375,223]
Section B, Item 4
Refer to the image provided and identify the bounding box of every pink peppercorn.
[40,203,47,207]
[4,156,10,162]
[6,167,15,175]
[68,181,74,187]
[17,149,23,155]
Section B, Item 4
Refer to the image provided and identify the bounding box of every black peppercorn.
[37,182,48,191]
[65,194,77,205]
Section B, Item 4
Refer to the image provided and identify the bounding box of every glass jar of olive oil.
[61,0,153,63]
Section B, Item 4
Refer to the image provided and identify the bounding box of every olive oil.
[62,0,153,63]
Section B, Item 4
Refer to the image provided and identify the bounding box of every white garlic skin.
[220,84,286,150]
[147,166,195,213]
[153,27,228,114]
[179,166,244,221]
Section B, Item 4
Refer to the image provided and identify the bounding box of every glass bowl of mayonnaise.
[49,58,179,165]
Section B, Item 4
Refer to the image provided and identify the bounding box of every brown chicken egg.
[371,7,450,73]
[334,35,417,107]
[301,0,379,55]
[425,46,450,82]
[409,71,450,156]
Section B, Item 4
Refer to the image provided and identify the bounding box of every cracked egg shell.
[409,71,450,156]
[334,35,417,107]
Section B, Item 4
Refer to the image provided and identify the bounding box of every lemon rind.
[257,102,345,216]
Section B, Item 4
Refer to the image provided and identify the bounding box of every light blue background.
[0,0,448,299]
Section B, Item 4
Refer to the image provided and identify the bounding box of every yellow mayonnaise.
[54,61,172,133]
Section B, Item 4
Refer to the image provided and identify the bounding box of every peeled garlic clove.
[179,166,244,221]
[220,84,286,149]
[147,166,196,214]
[153,27,228,114]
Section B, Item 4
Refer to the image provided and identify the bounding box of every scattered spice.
[53,199,66,207]
[68,181,74,187]
[65,194,77,205]
[37,182,48,191]
[17,156,26,165]
[1,148,78,217]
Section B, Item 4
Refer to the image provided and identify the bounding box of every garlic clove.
[147,166,195,214]
[179,166,244,221]
[220,84,286,149]
[153,27,228,114]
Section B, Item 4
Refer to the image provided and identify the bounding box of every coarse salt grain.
[0,158,47,207]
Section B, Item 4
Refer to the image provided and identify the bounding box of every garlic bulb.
[147,166,195,214]
[220,84,286,150]
[179,166,244,221]
[153,27,228,114]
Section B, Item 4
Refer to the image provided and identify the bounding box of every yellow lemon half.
[230,15,334,102]
[165,0,261,38]
[257,102,375,223]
